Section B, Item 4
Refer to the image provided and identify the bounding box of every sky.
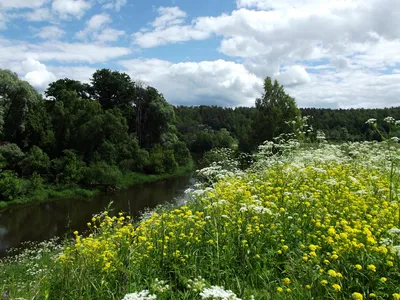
[0,0,400,108]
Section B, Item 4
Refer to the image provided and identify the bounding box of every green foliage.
[0,143,25,171]
[172,141,191,166]
[51,150,86,184]
[146,145,166,174]
[82,162,122,186]
[253,77,300,146]
[0,69,41,142]
[19,146,50,176]
[0,170,23,201]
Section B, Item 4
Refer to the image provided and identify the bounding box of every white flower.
[200,285,242,299]
[389,228,400,236]
[384,116,395,124]
[366,118,377,124]
[122,290,157,300]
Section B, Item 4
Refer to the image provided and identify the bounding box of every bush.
[82,161,122,186]
[0,170,23,201]
[19,146,50,176]
[172,141,191,166]
[0,143,25,171]
[163,149,178,173]
[51,150,86,184]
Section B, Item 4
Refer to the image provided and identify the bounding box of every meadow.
[1,125,400,299]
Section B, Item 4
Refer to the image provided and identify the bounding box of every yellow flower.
[380,277,387,283]
[393,293,400,300]
[305,285,311,290]
[73,231,78,235]
[320,280,328,286]
[286,288,292,293]
[277,287,283,293]
[369,293,376,298]
[354,264,363,271]
[352,292,363,300]
[367,264,376,272]
[282,278,291,285]
[332,284,341,292]
[328,269,337,277]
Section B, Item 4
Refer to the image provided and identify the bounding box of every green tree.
[253,77,300,146]
[19,146,51,176]
[46,78,91,101]
[0,69,42,143]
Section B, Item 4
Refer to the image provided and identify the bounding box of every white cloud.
[101,0,127,11]
[133,6,210,48]
[76,13,125,43]
[52,0,91,19]
[26,8,52,22]
[21,58,56,91]
[0,37,131,64]
[151,6,187,28]
[76,13,111,39]
[0,0,49,10]
[36,26,65,40]
[119,58,262,106]
[96,28,125,43]
[275,66,311,86]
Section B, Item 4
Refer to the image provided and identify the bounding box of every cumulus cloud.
[76,13,125,43]
[133,6,210,48]
[52,0,91,19]
[36,26,65,40]
[76,13,111,39]
[21,58,56,91]
[119,58,262,107]
[275,66,311,86]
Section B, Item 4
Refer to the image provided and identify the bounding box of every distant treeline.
[174,105,400,152]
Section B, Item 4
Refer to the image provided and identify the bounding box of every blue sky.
[1,0,400,108]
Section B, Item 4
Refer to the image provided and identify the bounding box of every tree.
[46,79,91,101]
[0,69,41,143]
[253,77,300,146]
[135,86,175,148]
[90,69,135,110]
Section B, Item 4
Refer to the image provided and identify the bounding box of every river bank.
[0,163,194,210]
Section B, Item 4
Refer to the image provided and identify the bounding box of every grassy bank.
[1,141,400,299]
[0,163,194,210]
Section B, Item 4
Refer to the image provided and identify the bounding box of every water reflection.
[0,175,192,257]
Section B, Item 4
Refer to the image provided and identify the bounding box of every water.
[0,175,193,257]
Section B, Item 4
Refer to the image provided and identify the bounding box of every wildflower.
[305,285,311,290]
[366,118,377,125]
[200,286,241,299]
[122,290,156,300]
[354,264,363,271]
[320,280,328,286]
[276,287,283,293]
[332,284,341,292]
[393,294,400,300]
[380,277,387,283]
[370,293,376,298]
[282,278,291,285]
[352,292,364,300]
[73,231,78,235]
[367,264,376,272]
[328,269,337,277]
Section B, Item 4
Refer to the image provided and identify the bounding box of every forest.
[0,68,399,206]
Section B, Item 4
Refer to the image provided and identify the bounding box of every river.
[0,175,193,257]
